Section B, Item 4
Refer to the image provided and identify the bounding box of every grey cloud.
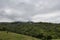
[0,0,60,22]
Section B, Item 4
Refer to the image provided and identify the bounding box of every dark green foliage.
[2,27,6,31]
[35,33,44,39]
[46,35,52,40]
[0,22,60,39]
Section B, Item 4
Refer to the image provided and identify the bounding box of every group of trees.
[0,22,60,40]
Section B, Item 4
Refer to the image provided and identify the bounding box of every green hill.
[0,31,40,40]
[0,22,60,39]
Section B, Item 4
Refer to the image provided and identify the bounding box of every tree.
[46,35,52,40]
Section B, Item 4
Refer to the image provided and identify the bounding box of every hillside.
[0,31,40,40]
[0,22,60,39]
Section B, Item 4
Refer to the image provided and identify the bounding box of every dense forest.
[0,22,60,40]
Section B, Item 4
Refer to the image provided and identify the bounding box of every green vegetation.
[0,22,60,40]
[0,31,40,40]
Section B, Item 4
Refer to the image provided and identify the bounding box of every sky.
[0,0,60,23]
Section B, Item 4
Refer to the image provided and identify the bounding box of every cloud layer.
[0,0,60,23]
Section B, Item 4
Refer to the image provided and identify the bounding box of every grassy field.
[0,31,41,40]
[0,31,60,40]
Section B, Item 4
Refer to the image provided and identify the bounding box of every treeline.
[0,22,60,40]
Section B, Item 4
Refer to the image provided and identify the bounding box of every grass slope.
[0,31,40,40]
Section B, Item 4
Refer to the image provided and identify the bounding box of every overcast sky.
[0,0,60,23]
